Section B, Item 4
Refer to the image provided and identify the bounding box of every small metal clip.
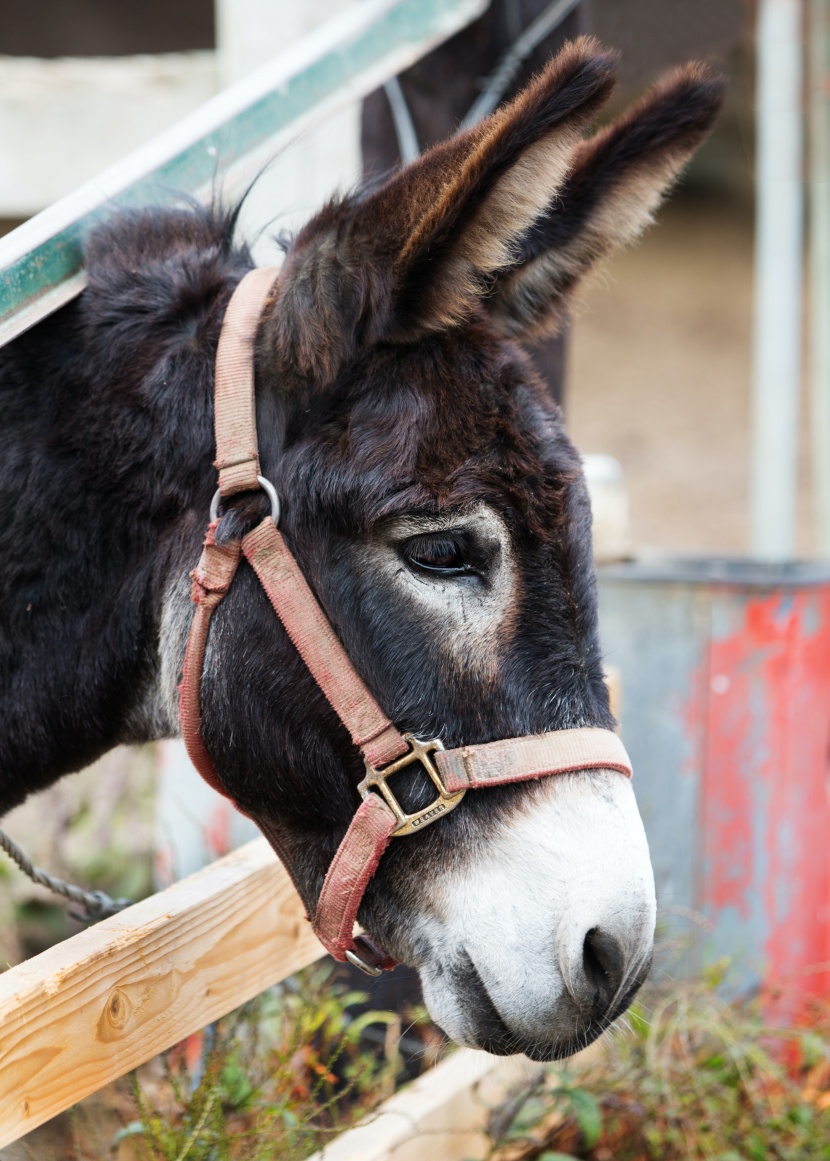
[69,890,133,925]
[345,948,384,977]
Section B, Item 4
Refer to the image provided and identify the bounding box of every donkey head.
[174,40,722,1059]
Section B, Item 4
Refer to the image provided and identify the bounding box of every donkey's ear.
[484,64,725,339]
[270,38,618,379]
[366,37,618,339]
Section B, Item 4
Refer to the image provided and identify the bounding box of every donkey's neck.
[0,206,250,812]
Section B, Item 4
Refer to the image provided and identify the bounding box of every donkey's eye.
[402,535,470,577]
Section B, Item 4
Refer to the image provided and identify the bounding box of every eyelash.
[402,535,469,576]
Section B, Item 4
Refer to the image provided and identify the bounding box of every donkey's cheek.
[400,771,656,1056]
[123,569,193,742]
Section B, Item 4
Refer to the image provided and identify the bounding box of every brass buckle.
[358,734,466,837]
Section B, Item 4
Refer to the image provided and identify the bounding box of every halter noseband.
[178,268,632,975]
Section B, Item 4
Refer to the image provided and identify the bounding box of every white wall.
[215,0,362,262]
[0,0,362,236]
[0,53,218,216]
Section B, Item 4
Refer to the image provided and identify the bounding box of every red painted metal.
[702,588,830,1007]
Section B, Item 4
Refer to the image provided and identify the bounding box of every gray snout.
[412,769,657,1061]
[554,910,653,1027]
[441,926,652,1062]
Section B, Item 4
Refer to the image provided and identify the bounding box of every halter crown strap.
[179,266,633,975]
[213,267,277,496]
[185,268,409,768]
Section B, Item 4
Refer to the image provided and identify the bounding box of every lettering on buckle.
[358,734,466,837]
[411,802,446,827]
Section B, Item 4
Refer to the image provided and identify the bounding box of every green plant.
[485,975,830,1161]
[50,962,440,1161]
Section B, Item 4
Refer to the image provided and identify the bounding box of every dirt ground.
[566,189,816,559]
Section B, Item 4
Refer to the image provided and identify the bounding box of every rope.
[0,826,132,924]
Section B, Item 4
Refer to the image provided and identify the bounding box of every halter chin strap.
[179,267,633,975]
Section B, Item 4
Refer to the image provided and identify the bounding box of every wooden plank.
[307,1048,540,1161]
[0,0,487,348]
[0,838,324,1147]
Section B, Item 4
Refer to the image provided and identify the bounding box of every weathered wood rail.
[0,0,488,1146]
[307,1048,538,1161]
[0,835,522,1157]
[0,840,323,1145]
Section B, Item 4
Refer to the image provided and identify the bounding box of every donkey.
[0,40,721,1059]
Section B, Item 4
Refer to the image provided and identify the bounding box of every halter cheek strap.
[178,267,632,975]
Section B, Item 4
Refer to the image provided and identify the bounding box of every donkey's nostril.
[581,927,625,1013]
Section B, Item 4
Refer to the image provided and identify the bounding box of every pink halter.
[178,268,632,974]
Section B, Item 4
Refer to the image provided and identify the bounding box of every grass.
[48,962,443,1161]
[21,961,830,1160]
[483,964,830,1161]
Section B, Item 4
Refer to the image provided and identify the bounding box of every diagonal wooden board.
[307,1048,540,1161]
[0,838,325,1146]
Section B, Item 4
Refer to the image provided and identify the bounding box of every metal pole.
[810,0,830,555]
[750,0,804,559]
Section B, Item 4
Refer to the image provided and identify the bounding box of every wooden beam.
[0,0,487,348]
[0,838,324,1147]
[307,1047,540,1161]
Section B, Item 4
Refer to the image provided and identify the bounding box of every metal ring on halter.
[210,475,281,525]
[345,948,384,977]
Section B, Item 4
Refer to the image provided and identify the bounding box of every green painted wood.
[0,0,486,346]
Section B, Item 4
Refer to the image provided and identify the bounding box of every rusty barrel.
[598,559,830,1000]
